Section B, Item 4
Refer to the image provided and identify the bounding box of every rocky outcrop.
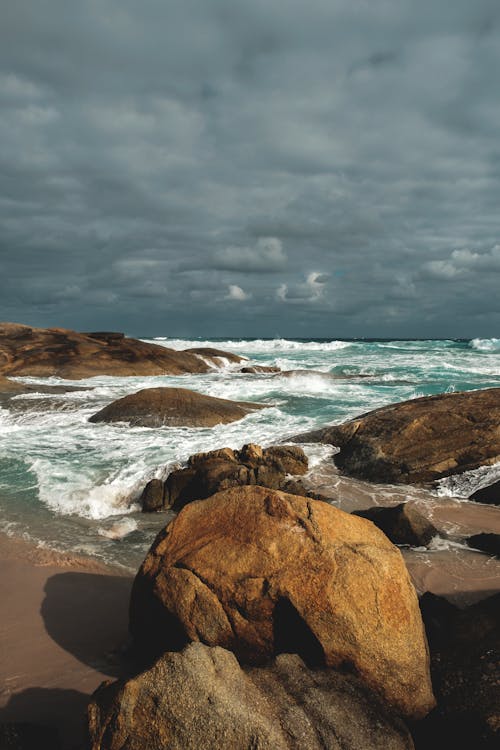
[466,533,500,557]
[353,504,438,547]
[470,480,500,505]
[0,322,243,379]
[89,388,264,428]
[417,593,500,750]
[239,365,281,373]
[130,486,435,720]
[87,643,414,750]
[294,388,500,484]
[138,443,310,511]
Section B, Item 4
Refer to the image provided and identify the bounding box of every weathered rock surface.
[470,480,500,505]
[466,533,500,557]
[0,322,243,379]
[130,486,435,719]
[294,388,500,484]
[239,364,281,373]
[417,593,500,750]
[353,503,438,547]
[87,643,414,750]
[89,388,265,427]
[139,443,309,511]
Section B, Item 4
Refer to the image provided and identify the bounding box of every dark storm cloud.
[1,0,499,336]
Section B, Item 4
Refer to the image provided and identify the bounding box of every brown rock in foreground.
[294,388,500,484]
[140,443,309,511]
[130,486,435,720]
[88,643,414,750]
[89,387,265,427]
[0,322,243,379]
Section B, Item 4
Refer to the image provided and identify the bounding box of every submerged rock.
[353,503,438,547]
[130,486,435,720]
[0,322,243,378]
[87,643,414,750]
[139,443,309,511]
[89,388,265,428]
[294,388,500,484]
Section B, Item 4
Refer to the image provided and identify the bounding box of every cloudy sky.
[1,1,499,338]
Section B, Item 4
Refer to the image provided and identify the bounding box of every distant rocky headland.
[0,322,244,379]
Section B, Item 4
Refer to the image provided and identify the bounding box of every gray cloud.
[0,1,499,337]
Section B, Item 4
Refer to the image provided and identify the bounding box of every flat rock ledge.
[87,644,414,750]
[294,387,500,484]
[0,322,243,378]
[89,387,265,427]
[130,486,435,720]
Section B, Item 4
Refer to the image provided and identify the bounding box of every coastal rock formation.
[418,593,500,750]
[87,643,414,750]
[89,388,264,428]
[294,388,500,484]
[470,480,500,505]
[130,486,435,719]
[0,322,243,379]
[353,503,438,547]
[139,443,309,511]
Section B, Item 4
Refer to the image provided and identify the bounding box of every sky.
[1,0,499,338]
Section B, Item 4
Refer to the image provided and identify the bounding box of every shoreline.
[0,532,133,749]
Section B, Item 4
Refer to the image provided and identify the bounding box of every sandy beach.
[0,533,132,749]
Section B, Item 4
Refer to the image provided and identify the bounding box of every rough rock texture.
[240,365,281,373]
[417,593,500,750]
[0,322,243,379]
[87,643,414,750]
[130,486,434,720]
[139,443,309,511]
[352,503,438,547]
[470,480,500,505]
[466,533,500,557]
[89,388,264,427]
[294,388,500,484]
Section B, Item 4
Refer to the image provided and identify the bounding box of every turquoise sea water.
[0,336,499,569]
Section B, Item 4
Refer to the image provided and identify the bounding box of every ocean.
[1,336,500,572]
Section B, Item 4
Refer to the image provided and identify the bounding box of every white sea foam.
[436,461,500,500]
[98,517,138,540]
[470,337,500,352]
[145,337,354,353]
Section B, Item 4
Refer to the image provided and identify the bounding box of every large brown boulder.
[139,443,309,511]
[88,643,414,750]
[0,322,243,379]
[294,388,500,484]
[130,486,435,720]
[89,388,265,427]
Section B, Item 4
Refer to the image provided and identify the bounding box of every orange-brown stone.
[130,486,435,720]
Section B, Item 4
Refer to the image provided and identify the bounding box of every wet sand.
[0,533,132,749]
